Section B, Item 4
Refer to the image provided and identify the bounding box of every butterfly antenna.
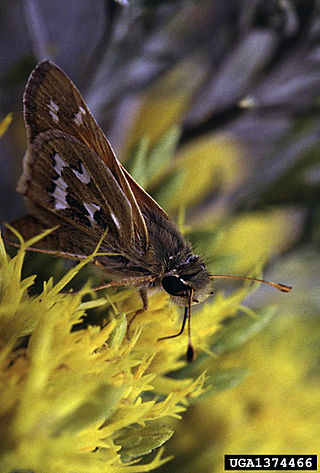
[209,275,292,293]
[186,289,195,362]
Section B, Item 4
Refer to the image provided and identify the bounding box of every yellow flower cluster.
[1,229,247,473]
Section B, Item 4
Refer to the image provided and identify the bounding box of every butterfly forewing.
[21,60,148,251]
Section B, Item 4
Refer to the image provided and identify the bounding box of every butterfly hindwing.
[8,214,93,260]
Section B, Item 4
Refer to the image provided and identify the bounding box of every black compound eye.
[162,275,189,296]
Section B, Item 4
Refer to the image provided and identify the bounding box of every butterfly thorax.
[94,208,213,305]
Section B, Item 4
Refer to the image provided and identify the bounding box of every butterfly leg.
[138,287,149,311]
[126,288,149,337]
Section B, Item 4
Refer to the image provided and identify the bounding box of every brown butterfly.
[10,61,291,361]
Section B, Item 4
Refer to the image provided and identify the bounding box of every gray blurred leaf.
[116,424,174,462]
[210,306,277,356]
[192,367,249,403]
[22,0,107,78]
[186,30,278,124]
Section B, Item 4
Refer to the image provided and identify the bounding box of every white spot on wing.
[53,153,67,175]
[84,202,100,219]
[51,176,68,209]
[47,99,59,123]
[73,106,86,126]
[111,212,121,230]
[73,162,91,184]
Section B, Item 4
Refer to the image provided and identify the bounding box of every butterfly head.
[161,254,214,306]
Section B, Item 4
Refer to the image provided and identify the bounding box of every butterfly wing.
[19,60,149,252]
[121,165,171,220]
[18,127,138,248]
[8,214,93,260]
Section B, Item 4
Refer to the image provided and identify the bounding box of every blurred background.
[0,0,319,471]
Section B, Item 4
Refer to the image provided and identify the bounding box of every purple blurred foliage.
[0,0,319,246]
